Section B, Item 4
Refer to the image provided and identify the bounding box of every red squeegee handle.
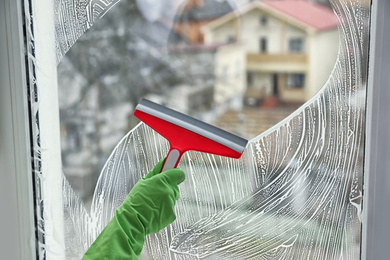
[161,148,183,172]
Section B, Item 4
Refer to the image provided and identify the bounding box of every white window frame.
[1,0,388,259]
[0,0,36,259]
[361,0,390,259]
[1,0,64,259]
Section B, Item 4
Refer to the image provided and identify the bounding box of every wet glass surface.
[52,0,370,258]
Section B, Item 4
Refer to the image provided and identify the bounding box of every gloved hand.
[83,158,185,260]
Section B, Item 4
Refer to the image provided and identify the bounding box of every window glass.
[287,73,305,88]
[288,38,304,53]
[52,0,370,258]
[226,35,235,43]
[260,15,268,26]
[259,37,268,53]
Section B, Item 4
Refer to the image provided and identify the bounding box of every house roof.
[202,0,338,33]
[263,1,338,31]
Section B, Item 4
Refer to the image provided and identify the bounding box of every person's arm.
[83,159,185,259]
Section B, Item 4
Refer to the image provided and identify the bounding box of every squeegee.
[134,99,248,172]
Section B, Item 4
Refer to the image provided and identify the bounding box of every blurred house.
[201,0,339,105]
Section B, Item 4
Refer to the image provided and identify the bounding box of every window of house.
[260,37,268,53]
[246,71,254,87]
[260,15,268,26]
[288,38,304,53]
[226,35,235,43]
[13,0,374,259]
[287,73,305,88]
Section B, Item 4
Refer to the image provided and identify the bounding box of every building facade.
[201,1,339,105]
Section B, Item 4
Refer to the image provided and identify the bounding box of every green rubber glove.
[83,159,185,259]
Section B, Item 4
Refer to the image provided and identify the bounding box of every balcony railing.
[247,53,307,63]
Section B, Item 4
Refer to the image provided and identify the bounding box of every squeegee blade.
[135,99,248,153]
